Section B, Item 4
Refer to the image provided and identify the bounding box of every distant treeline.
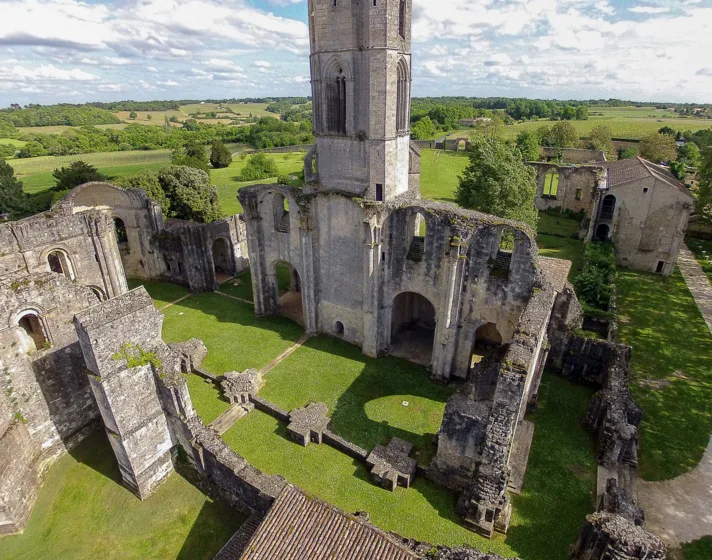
[0,105,121,127]
[13,117,313,158]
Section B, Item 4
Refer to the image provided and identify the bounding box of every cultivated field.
[10,149,172,176]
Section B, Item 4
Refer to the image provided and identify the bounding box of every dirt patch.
[638,377,671,391]
[672,370,690,380]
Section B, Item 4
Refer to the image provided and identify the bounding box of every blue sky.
[1,0,711,106]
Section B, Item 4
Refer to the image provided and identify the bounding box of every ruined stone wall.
[540,147,606,164]
[609,177,692,276]
[531,163,604,217]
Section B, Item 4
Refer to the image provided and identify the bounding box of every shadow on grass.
[67,429,123,485]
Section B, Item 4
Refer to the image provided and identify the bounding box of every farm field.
[114,110,185,124]
[16,123,127,134]
[178,102,274,119]
[0,138,26,147]
[10,149,172,177]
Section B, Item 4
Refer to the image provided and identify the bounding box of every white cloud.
[156,80,180,87]
[628,6,671,14]
[254,60,271,68]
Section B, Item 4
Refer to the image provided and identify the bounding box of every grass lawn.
[222,371,595,560]
[16,124,127,135]
[211,152,306,216]
[261,334,454,463]
[535,213,585,281]
[0,431,244,560]
[127,278,189,309]
[223,408,515,557]
[686,238,712,284]
[419,148,469,203]
[682,537,712,560]
[10,149,172,177]
[0,138,26,147]
[160,292,303,374]
[508,373,596,560]
[185,373,231,424]
[616,269,712,480]
[218,269,254,302]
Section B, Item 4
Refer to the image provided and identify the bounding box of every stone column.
[362,223,381,357]
[432,240,466,381]
[299,220,317,335]
[88,214,128,299]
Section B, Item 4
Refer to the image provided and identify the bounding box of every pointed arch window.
[328,67,347,134]
[396,59,410,132]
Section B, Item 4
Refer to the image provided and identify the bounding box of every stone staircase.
[214,511,265,560]
[406,236,425,262]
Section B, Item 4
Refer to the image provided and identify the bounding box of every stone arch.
[271,260,304,326]
[46,249,75,280]
[323,56,350,135]
[475,322,503,347]
[58,181,150,214]
[212,237,233,275]
[334,321,345,336]
[396,57,410,132]
[596,223,610,241]
[13,308,49,354]
[390,291,437,367]
[601,194,616,220]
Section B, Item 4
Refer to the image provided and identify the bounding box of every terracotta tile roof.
[239,485,419,560]
[603,157,692,198]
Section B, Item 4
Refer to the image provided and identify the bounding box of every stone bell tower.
[305,0,415,201]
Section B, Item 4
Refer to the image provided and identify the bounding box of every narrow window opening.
[601,195,616,220]
[334,321,344,335]
[643,187,649,193]
[543,170,559,197]
[575,188,583,201]
[656,261,665,274]
[491,232,513,280]
[396,59,409,132]
[376,183,383,201]
[407,212,427,262]
[114,217,128,245]
[399,0,406,38]
[274,194,290,233]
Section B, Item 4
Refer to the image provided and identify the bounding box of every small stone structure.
[221,369,263,405]
[571,513,665,560]
[366,437,417,491]
[287,402,330,446]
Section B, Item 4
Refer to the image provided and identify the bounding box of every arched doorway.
[16,311,47,353]
[47,250,74,280]
[212,237,233,281]
[114,217,128,246]
[275,261,303,326]
[471,322,503,368]
[390,292,436,366]
[596,223,610,241]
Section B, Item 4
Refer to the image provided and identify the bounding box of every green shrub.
[573,241,616,311]
[238,153,279,181]
[277,175,292,185]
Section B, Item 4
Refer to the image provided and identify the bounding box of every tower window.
[399,0,406,38]
[396,59,409,132]
[328,69,346,134]
[376,184,383,201]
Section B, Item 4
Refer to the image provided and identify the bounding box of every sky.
[1,0,712,106]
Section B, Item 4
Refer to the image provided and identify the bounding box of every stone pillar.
[362,223,381,358]
[432,240,466,382]
[74,288,174,500]
[299,221,318,335]
[242,200,274,317]
[89,213,128,299]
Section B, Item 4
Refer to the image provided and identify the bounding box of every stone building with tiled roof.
[593,157,693,276]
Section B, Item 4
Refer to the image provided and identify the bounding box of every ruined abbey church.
[1,1,666,559]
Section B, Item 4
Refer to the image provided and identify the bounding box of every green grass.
[211,152,306,216]
[185,373,231,424]
[260,335,454,463]
[223,408,515,557]
[217,269,254,302]
[10,149,172,177]
[419,148,468,203]
[0,431,244,560]
[127,278,189,309]
[179,103,274,119]
[616,269,712,480]
[508,374,596,560]
[160,292,303,374]
[535,212,585,282]
[686,238,712,284]
[16,124,127,135]
[0,138,26,147]
[682,537,712,560]
[221,371,595,560]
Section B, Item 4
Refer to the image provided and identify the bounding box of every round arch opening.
[47,250,74,280]
[16,311,48,354]
[212,237,233,278]
[390,291,436,367]
[274,261,303,326]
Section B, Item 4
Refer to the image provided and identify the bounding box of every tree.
[678,142,701,167]
[588,125,613,153]
[157,166,223,223]
[129,111,137,120]
[550,121,579,148]
[16,141,47,158]
[0,144,16,158]
[619,147,638,159]
[171,140,210,173]
[52,161,106,190]
[659,126,676,137]
[515,130,540,161]
[536,125,554,147]
[238,153,279,181]
[146,114,152,121]
[697,147,712,223]
[0,160,28,219]
[575,106,589,120]
[669,161,687,180]
[411,116,437,140]
[114,171,170,216]
[210,140,233,169]
[639,132,677,162]
[455,136,538,230]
